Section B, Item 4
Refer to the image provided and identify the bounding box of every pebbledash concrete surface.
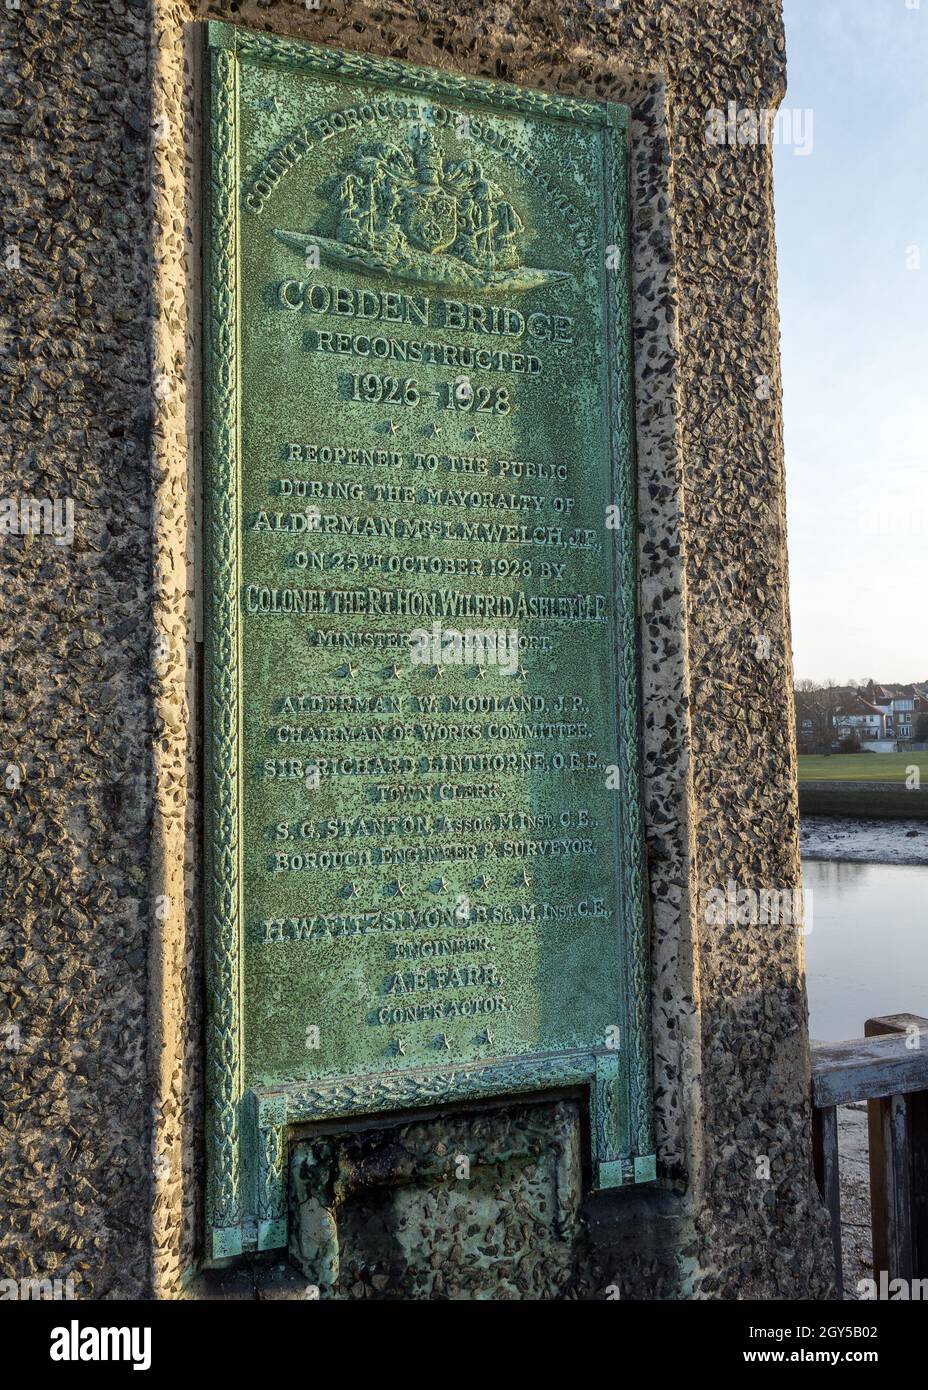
[0,0,836,1300]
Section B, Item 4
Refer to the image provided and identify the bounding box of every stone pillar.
[0,0,835,1299]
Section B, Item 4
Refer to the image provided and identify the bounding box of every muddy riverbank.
[800,815,928,866]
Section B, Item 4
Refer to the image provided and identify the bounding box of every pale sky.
[775,0,928,685]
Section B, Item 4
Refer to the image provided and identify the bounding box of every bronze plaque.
[203,21,651,1259]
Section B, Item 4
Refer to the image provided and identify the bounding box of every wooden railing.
[811,1013,928,1299]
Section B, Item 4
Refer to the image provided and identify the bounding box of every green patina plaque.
[203,20,652,1260]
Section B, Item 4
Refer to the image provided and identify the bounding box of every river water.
[803,858,928,1042]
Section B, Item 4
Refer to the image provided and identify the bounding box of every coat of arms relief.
[274,127,570,291]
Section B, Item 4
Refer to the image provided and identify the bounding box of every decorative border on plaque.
[203,21,655,1260]
[204,39,244,1260]
[247,1050,631,1247]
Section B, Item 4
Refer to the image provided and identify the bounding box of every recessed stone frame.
[147,3,695,1296]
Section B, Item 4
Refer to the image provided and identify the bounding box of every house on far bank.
[865,682,928,742]
[795,680,928,754]
[832,696,895,752]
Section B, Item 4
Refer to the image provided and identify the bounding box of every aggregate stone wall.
[0,0,836,1299]
[0,0,155,1300]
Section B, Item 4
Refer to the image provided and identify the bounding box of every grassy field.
[798,753,928,783]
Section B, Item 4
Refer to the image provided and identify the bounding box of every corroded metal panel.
[203,19,651,1258]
